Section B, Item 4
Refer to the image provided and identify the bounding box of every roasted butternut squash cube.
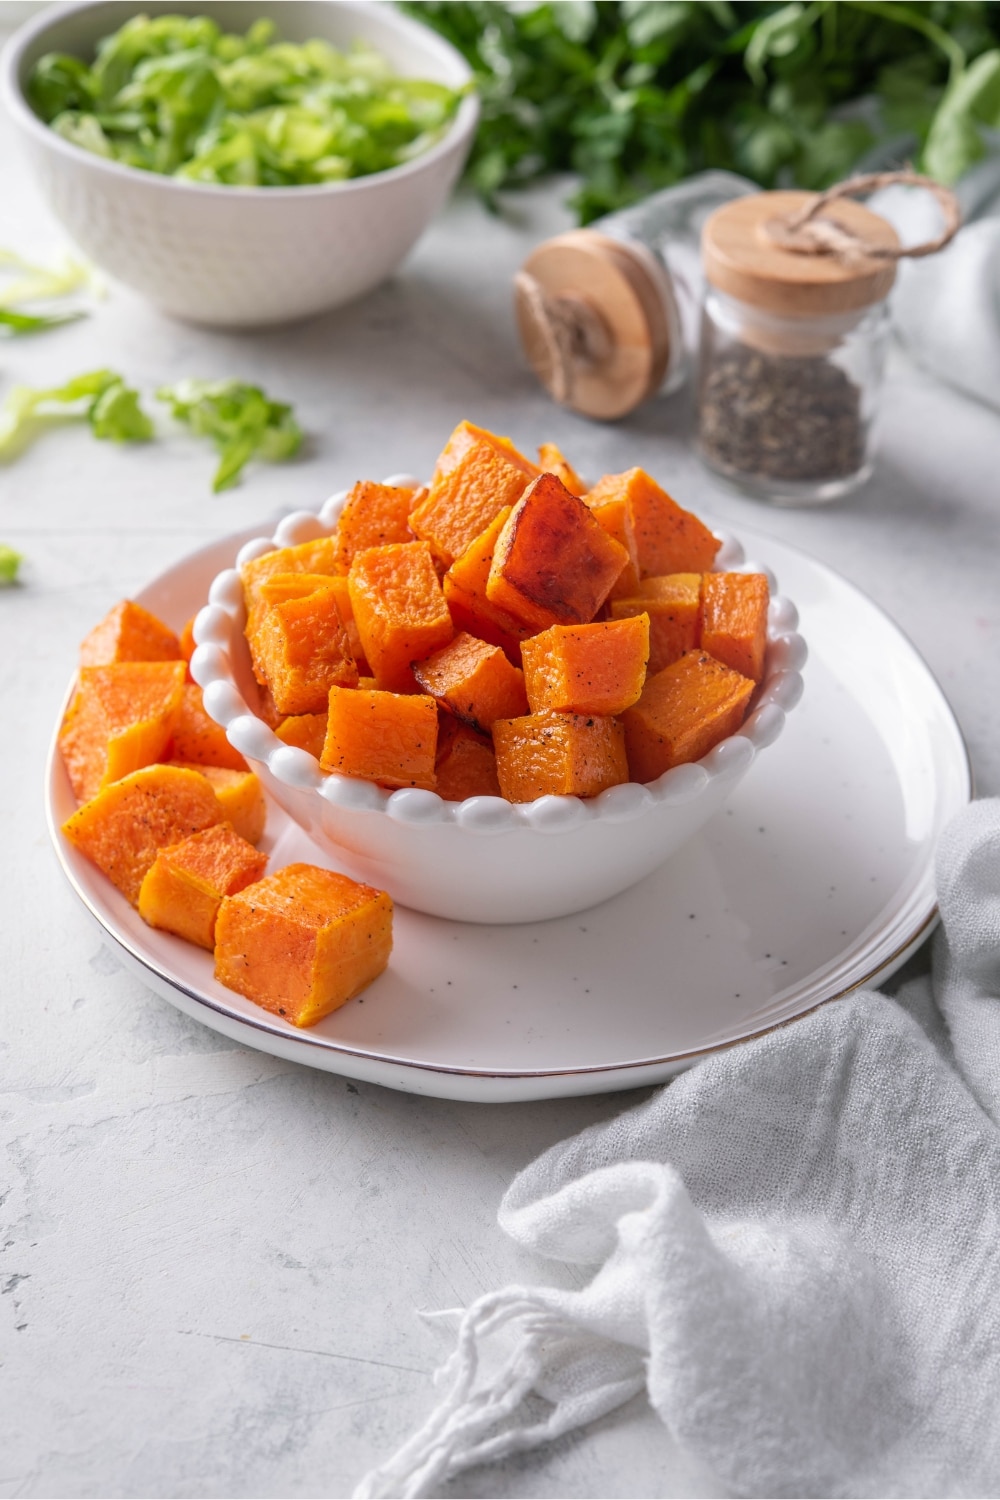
[59,660,187,804]
[410,440,533,567]
[584,493,640,600]
[621,650,755,782]
[431,420,540,485]
[325,574,370,676]
[61,764,226,904]
[179,615,197,670]
[610,573,702,675]
[168,682,249,771]
[487,473,629,631]
[586,468,720,577]
[276,712,328,760]
[332,481,416,572]
[537,442,585,497]
[493,710,628,802]
[214,864,393,1027]
[321,685,438,790]
[413,632,528,734]
[251,581,357,715]
[138,823,267,949]
[253,680,285,730]
[250,570,371,678]
[442,507,532,661]
[241,535,341,619]
[701,572,770,683]
[79,599,182,668]
[256,572,342,610]
[521,616,649,716]
[170,763,267,844]
[434,717,502,801]
[348,542,452,693]
[246,572,343,686]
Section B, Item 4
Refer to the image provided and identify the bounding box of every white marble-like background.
[2,4,999,1493]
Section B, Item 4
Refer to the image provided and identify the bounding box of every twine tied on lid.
[762,170,962,266]
[513,270,614,407]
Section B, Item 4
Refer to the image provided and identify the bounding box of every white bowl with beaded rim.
[191,481,806,923]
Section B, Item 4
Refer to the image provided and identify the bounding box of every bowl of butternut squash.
[191,422,805,923]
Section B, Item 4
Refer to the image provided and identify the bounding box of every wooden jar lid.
[702,191,901,317]
[514,230,672,420]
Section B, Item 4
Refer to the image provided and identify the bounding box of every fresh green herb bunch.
[401,1,1000,222]
[28,13,461,185]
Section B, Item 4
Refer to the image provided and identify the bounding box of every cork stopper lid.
[702,190,901,317]
[514,230,674,420]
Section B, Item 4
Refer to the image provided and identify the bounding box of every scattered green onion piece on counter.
[27,14,463,186]
[0,309,85,336]
[0,369,152,458]
[157,379,302,491]
[89,380,154,441]
[0,246,94,309]
[0,546,24,585]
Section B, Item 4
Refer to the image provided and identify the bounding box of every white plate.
[46,522,971,1103]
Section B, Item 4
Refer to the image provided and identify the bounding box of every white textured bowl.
[191,483,806,924]
[0,0,477,326]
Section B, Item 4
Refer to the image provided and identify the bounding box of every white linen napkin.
[354,798,1000,1499]
[872,165,1000,413]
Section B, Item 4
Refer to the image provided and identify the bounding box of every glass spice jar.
[514,171,754,420]
[695,191,899,505]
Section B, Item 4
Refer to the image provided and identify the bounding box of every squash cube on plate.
[487,473,629,632]
[61,764,226,905]
[442,507,531,661]
[410,439,533,567]
[276,712,328,761]
[413,632,528,734]
[214,863,393,1027]
[586,468,720,577]
[431,420,539,486]
[493,710,628,802]
[138,823,267,949]
[168,682,249,771]
[331,481,417,573]
[701,572,770,683]
[79,599,182,668]
[621,650,755,783]
[434,717,501,801]
[521,616,649,716]
[170,763,267,845]
[321,685,438,790]
[348,541,452,693]
[59,659,187,804]
[537,441,585,497]
[250,580,357,715]
[610,573,702,675]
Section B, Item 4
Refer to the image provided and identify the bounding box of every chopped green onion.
[0,370,152,458]
[0,309,84,336]
[157,378,302,490]
[28,15,463,186]
[0,546,24,585]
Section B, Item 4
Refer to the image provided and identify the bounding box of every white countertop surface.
[3,20,999,1495]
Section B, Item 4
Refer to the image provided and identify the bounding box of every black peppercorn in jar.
[696,190,900,505]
